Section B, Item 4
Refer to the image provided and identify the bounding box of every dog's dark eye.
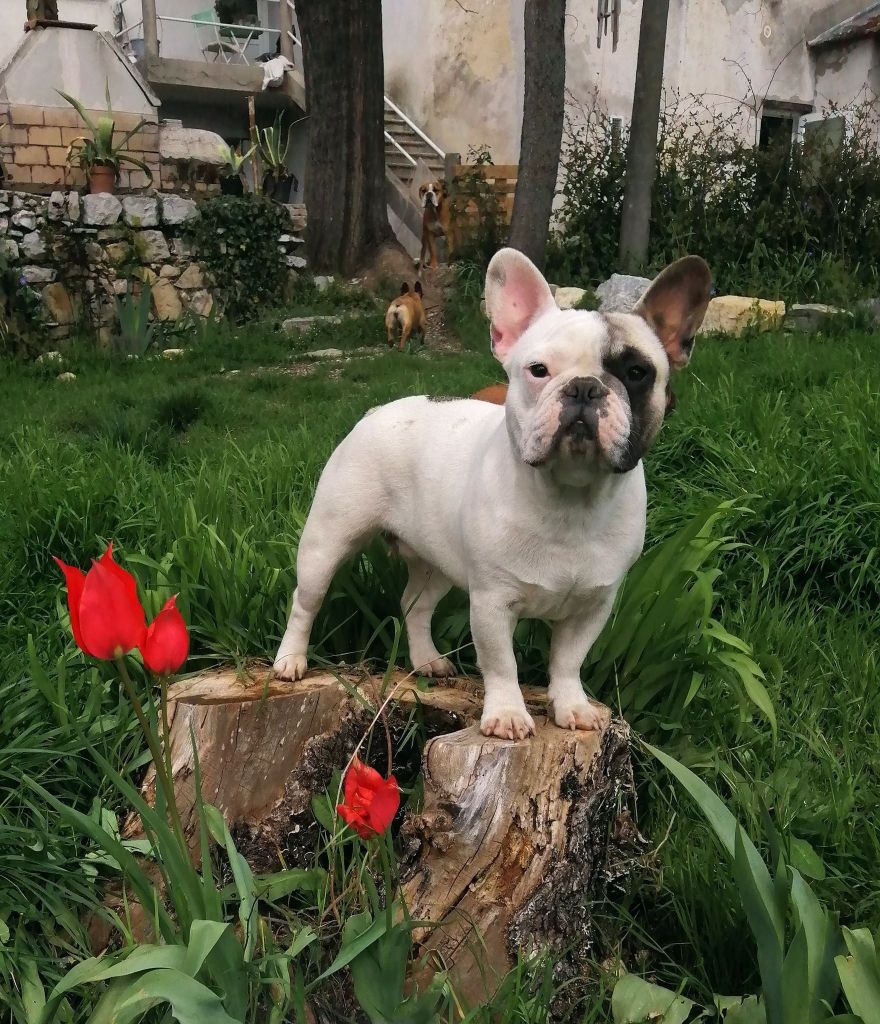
[626,365,648,383]
[528,364,549,379]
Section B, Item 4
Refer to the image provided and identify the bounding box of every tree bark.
[296,0,393,275]
[618,0,671,271]
[507,0,567,271]
[125,665,641,1006]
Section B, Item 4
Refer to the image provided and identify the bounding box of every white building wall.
[382,0,877,161]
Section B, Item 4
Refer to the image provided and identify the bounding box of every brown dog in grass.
[385,282,426,350]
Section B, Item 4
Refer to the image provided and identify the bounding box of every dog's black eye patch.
[604,346,656,391]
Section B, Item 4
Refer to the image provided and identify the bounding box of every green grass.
[0,303,878,1020]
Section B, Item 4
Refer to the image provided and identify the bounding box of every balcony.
[113,0,305,115]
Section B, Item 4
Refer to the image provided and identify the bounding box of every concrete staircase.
[384,106,445,186]
[382,98,446,259]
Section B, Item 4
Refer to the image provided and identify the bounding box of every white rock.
[175,264,204,289]
[306,348,343,359]
[11,210,37,231]
[161,195,198,226]
[37,350,63,363]
[82,193,122,226]
[66,192,81,223]
[0,239,19,261]
[162,347,185,359]
[21,266,55,283]
[122,195,159,228]
[48,191,66,221]
[287,255,307,270]
[57,372,77,382]
[20,232,46,259]
[699,296,785,335]
[554,286,587,310]
[135,230,171,263]
[595,273,652,313]
[159,122,226,165]
[313,274,333,291]
[189,289,214,317]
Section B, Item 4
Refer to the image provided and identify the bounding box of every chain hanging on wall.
[596,0,620,51]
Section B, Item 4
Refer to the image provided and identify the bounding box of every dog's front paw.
[480,706,536,741]
[553,698,606,733]
[414,655,456,677]
[274,653,308,681]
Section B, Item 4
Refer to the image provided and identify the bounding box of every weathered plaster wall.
[383,0,524,162]
[382,0,877,161]
[813,38,879,109]
[1,27,156,115]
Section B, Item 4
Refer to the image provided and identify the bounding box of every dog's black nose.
[562,378,608,404]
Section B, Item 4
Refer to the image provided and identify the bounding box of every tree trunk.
[125,665,641,1006]
[296,0,393,275]
[507,0,567,271]
[618,0,671,271]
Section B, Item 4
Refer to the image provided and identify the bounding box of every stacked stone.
[0,190,308,344]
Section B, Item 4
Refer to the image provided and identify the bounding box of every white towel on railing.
[262,56,294,90]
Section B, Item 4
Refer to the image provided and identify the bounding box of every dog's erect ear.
[400,282,410,295]
[414,281,423,296]
[485,248,556,360]
[632,255,711,370]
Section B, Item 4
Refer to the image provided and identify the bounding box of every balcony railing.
[115,1,301,67]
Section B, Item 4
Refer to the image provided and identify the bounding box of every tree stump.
[126,662,641,1005]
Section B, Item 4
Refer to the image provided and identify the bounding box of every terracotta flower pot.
[88,163,117,195]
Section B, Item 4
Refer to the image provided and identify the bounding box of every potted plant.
[59,87,154,195]
[214,0,257,25]
[255,113,295,202]
[217,141,255,196]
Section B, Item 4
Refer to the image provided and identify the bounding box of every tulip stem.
[378,833,395,934]
[158,673,174,799]
[116,657,186,846]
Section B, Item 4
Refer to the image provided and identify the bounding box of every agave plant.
[58,84,154,193]
[254,113,294,200]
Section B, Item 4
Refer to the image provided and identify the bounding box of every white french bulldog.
[274,248,711,739]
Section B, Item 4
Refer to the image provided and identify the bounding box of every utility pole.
[618,0,671,271]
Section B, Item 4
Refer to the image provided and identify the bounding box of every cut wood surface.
[125,662,641,1005]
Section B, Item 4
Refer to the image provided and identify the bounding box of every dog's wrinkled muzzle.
[558,377,610,441]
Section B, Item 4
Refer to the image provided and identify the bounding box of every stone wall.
[0,105,160,192]
[0,189,307,343]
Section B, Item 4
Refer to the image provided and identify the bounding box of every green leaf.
[88,968,243,1024]
[19,958,46,1024]
[789,838,826,882]
[611,975,701,1024]
[835,927,880,1024]
[715,995,766,1023]
[733,827,783,1023]
[313,911,387,984]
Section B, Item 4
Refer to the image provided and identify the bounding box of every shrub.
[548,93,880,302]
[188,195,290,322]
[0,255,43,358]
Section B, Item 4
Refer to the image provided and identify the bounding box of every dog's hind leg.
[399,319,412,351]
[399,549,455,676]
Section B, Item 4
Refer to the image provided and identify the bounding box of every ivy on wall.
[189,196,290,322]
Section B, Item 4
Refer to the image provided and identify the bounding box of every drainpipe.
[278,0,295,62]
[142,0,159,60]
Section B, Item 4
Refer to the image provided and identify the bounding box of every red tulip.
[337,757,400,840]
[54,544,146,660]
[140,596,189,675]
